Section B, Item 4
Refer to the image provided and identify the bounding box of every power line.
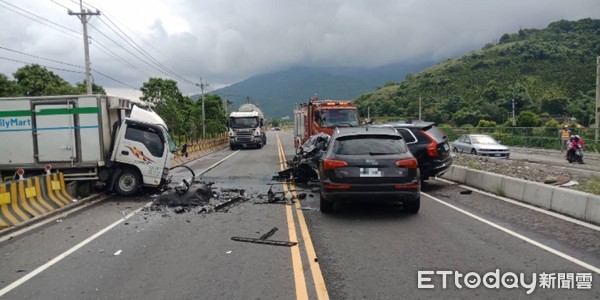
[91,42,154,79]
[0,0,80,37]
[97,16,197,86]
[49,0,71,10]
[0,46,84,69]
[72,0,200,87]
[0,55,137,89]
[91,69,138,89]
[0,56,85,74]
[88,22,199,87]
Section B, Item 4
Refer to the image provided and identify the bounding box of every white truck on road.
[0,95,177,196]
[228,103,266,150]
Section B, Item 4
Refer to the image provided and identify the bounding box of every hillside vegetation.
[354,18,600,127]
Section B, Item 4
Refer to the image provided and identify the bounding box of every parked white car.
[452,134,510,158]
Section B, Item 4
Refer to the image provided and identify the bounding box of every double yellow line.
[276,134,329,300]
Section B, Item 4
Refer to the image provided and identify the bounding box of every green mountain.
[203,64,429,118]
[354,18,600,127]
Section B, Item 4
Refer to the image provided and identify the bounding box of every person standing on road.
[560,126,570,153]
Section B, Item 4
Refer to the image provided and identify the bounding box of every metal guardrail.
[440,127,600,153]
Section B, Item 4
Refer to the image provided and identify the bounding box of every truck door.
[114,122,166,186]
[34,103,76,162]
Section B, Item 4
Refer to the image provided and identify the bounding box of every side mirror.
[260,119,264,127]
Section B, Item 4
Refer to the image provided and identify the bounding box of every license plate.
[443,143,449,151]
[495,154,501,157]
[359,168,382,177]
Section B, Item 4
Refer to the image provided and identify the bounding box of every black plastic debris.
[214,196,247,212]
[460,190,472,195]
[231,227,296,247]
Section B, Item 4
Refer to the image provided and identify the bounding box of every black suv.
[373,121,452,181]
[319,127,421,214]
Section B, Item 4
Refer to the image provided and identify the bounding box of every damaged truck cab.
[0,95,176,196]
[108,105,177,195]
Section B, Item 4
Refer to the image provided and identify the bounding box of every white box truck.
[0,95,177,196]
[228,103,266,149]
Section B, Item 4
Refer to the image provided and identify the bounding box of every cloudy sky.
[1,0,599,99]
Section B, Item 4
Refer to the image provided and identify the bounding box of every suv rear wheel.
[404,196,420,214]
[320,192,334,213]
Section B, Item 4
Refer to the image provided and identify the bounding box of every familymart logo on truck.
[0,117,32,130]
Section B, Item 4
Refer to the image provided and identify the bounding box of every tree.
[516,111,539,127]
[202,94,227,136]
[540,97,568,116]
[75,80,107,95]
[0,73,22,96]
[13,65,73,96]
[141,78,185,142]
[140,78,182,104]
[452,108,482,126]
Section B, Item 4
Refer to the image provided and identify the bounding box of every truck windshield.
[230,117,259,129]
[166,131,177,153]
[320,109,359,127]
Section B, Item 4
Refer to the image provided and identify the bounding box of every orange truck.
[293,97,360,149]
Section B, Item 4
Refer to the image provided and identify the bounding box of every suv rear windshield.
[333,135,407,155]
[424,126,447,143]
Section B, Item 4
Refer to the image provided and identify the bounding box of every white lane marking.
[0,196,109,244]
[434,177,600,232]
[0,147,241,296]
[197,150,239,176]
[0,203,151,297]
[422,192,600,274]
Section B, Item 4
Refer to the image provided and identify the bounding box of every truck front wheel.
[115,169,141,196]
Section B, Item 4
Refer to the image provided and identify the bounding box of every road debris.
[273,133,329,183]
[214,196,248,212]
[259,227,278,240]
[226,251,232,254]
[559,180,579,187]
[231,226,297,247]
[460,190,472,195]
[231,236,297,247]
[113,250,122,256]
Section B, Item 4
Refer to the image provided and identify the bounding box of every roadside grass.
[576,177,600,196]
[494,186,506,197]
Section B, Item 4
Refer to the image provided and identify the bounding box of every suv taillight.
[395,158,418,169]
[422,131,439,157]
[323,159,348,171]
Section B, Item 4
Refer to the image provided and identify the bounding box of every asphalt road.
[0,131,598,299]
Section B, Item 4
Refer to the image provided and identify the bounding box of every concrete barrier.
[521,180,553,209]
[440,165,600,225]
[500,176,526,202]
[550,188,589,220]
[0,173,74,229]
[585,195,600,225]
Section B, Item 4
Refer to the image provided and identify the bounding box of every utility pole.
[68,1,100,95]
[512,99,516,126]
[418,96,422,121]
[196,79,209,139]
[595,56,600,141]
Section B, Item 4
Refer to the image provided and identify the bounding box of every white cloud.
[1,0,598,97]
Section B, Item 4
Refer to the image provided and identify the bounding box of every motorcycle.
[566,144,584,164]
